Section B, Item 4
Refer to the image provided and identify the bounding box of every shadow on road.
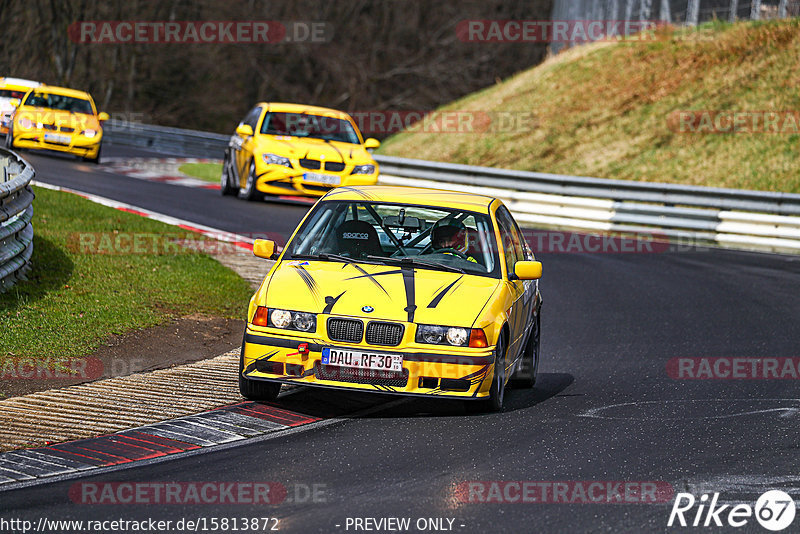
[264,372,575,420]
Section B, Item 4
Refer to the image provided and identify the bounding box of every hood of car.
[264,260,500,327]
[16,107,100,131]
[257,135,373,165]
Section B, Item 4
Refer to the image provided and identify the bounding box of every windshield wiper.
[366,255,465,274]
[290,253,382,265]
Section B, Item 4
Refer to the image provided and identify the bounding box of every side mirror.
[8,98,20,108]
[513,261,542,280]
[236,123,254,137]
[364,138,380,150]
[253,239,275,259]
[97,111,110,121]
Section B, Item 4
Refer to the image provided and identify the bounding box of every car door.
[234,106,262,184]
[495,205,528,371]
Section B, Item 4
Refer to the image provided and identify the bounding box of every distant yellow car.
[240,185,543,412]
[220,102,380,200]
[5,84,109,163]
[0,77,41,135]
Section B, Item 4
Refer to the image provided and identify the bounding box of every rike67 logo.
[668,490,796,531]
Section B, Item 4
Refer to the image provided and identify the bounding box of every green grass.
[179,162,222,183]
[0,186,253,360]
[380,19,800,193]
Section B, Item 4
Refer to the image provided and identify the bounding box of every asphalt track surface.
[3,145,800,533]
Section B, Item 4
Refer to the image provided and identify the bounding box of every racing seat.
[335,220,383,259]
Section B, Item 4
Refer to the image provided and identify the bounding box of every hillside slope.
[379,19,800,193]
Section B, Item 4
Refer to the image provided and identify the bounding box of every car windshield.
[23,92,94,114]
[260,111,360,144]
[287,201,501,278]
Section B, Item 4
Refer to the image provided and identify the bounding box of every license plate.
[321,347,402,372]
[44,133,70,144]
[303,173,340,185]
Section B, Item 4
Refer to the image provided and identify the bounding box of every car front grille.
[60,126,75,133]
[299,158,321,170]
[365,321,404,346]
[42,124,57,131]
[327,318,363,343]
[315,363,409,387]
[324,161,345,172]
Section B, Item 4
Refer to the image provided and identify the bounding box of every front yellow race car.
[240,185,542,411]
[220,102,380,200]
[5,84,109,163]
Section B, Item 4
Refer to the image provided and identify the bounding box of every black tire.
[467,334,507,413]
[238,344,281,401]
[5,127,14,149]
[238,159,262,201]
[511,310,540,388]
[83,143,101,164]
[220,152,239,196]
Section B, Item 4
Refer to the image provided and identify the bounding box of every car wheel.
[511,310,540,388]
[468,334,506,413]
[238,160,262,201]
[220,152,239,196]
[238,343,281,401]
[83,143,101,164]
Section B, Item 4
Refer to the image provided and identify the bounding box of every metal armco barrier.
[0,149,35,292]
[105,122,800,254]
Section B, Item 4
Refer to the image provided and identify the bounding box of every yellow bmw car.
[220,102,380,200]
[5,84,109,163]
[240,185,543,411]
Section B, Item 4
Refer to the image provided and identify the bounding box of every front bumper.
[241,330,495,399]
[254,166,379,197]
[12,131,101,157]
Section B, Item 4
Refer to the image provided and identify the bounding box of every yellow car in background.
[240,185,543,412]
[5,85,109,163]
[0,77,41,135]
[221,102,380,200]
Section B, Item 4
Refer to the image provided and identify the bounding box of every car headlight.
[18,117,32,130]
[254,307,316,332]
[351,164,375,175]
[82,129,97,138]
[416,325,483,347]
[263,153,292,167]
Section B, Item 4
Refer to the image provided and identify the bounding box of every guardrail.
[105,121,229,159]
[0,148,35,292]
[105,122,800,254]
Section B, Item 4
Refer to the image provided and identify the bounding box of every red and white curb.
[102,157,221,190]
[0,402,320,487]
[32,180,255,251]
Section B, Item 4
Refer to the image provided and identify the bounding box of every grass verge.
[0,186,253,360]
[380,19,800,193]
[179,162,222,183]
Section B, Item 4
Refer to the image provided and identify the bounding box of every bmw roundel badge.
[362,305,374,313]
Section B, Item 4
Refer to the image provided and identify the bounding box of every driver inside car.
[429,220,477,263]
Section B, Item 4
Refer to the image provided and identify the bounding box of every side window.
[495,206,524,276]
[241,106,262,130]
